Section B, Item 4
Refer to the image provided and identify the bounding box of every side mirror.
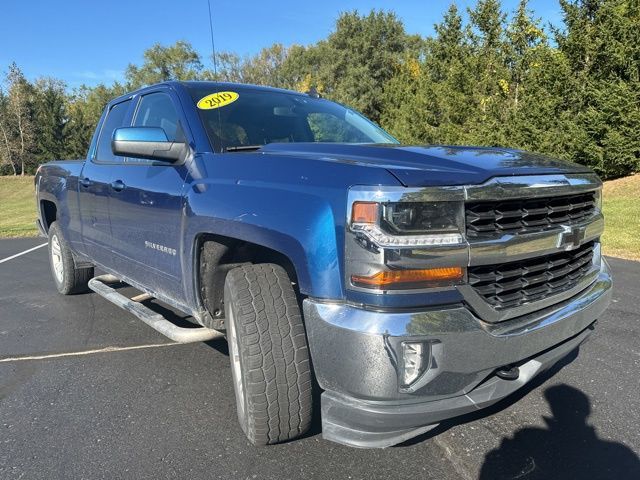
[111,127,187,163]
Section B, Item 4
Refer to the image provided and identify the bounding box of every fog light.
[402,341,428,386]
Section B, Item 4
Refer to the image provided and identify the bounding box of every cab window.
[95,99,131,163]
[133,92,182,141]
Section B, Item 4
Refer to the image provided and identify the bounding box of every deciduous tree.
[125,41,203,89]
[4,63,36,175]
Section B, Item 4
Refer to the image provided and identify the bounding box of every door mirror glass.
[111,127,186,162]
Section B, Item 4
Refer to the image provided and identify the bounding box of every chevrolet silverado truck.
[35,81,612,448]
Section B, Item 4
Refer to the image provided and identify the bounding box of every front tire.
[48,221,93,295]
[224,264,313,445]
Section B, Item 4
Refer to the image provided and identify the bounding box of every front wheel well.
[40,200,57,232]
[197,234,300,329]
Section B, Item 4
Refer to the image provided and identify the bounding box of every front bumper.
[303,259,612,448]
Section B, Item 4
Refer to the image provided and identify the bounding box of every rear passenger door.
[79,98,132,268]
[108,89,189,304]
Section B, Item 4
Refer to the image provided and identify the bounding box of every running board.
[88,274,223,343]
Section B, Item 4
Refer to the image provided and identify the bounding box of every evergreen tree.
[505,0,546,109]
[556,0,640,177]
[466,0,510,146]
[32,78,68,163]
[282,10,414,123]
[381,3,473,144]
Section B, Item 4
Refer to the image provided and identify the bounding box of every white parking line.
[0,342,183,363]
[0,242,47,264]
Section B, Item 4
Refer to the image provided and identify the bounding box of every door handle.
[111,180,126,192]
[80,177,93,188]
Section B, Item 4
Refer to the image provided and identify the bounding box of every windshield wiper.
[224,145,263,152]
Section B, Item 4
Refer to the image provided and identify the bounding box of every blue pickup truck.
[35,81,612,448]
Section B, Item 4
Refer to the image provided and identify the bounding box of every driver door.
[108,89,190,304]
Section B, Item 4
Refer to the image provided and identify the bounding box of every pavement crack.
[434,435,474,480]
[0,342,183,363]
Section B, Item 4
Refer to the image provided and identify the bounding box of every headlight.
[350,201,464,247]
[346,189,467,293]
[382,202,460,234]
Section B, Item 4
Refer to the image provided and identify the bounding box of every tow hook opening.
[496,365,520,381]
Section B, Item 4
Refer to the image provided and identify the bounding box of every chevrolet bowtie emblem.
[558,225,587,250]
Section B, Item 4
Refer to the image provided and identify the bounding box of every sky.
[1,0,564,89]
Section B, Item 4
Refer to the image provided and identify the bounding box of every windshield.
[187,85,398,152]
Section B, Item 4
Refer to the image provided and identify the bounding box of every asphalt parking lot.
[1,237,639,480]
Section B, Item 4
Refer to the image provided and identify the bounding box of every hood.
[259,143,592,187]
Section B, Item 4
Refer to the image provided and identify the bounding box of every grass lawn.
[601,174,640,261]
[0,174,638,260]
[0,176,38,238]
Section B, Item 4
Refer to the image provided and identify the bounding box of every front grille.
[468,241,595,310]
[466,191,597,238]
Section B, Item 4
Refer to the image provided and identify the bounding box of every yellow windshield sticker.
[197,91,239,110]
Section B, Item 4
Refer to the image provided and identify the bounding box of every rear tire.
[48,221,93,295]
[224,263,313,445]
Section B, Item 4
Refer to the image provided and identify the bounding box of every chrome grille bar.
[468,241,595,310]
[466,192,597,238]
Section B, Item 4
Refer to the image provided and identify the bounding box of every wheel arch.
[194,232,303,329]
[39,199,58,232]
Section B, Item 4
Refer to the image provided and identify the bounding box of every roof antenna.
[207,0,218,77]
[207,0,224,152]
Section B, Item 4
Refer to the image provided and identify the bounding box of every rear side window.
[133,92,182,141]
[95,100,131,163]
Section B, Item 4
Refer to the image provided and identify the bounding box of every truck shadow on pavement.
[403,349,640,479]
[478,384,640,480]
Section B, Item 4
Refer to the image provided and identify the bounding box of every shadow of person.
[479,385,640,480]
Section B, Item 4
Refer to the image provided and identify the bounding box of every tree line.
[0,0,638,179]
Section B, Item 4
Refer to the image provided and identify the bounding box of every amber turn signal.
[351,267,464,289]
[351,202,379,224]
